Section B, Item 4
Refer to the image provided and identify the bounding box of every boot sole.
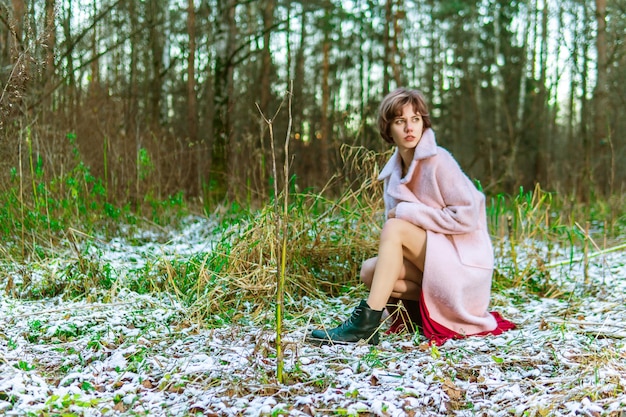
[305,335,379,346]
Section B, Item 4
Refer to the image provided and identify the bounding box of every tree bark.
[42,0,56,117]
[580,2,592,202]
[125,0,138,134]
[187,0,198,145]
[593,0,609,193]
[319,12,331,184]
[259,0,275,114]
[534,0,549,186]
[61,0,76,118]
[382,0,392,95]
[390,0,403,87]
[211,0,237,200]
[147,0,164,124]
[90,0,99,91]
[187,0,200,194]
[293,8,307,136]
[44,0,55,79]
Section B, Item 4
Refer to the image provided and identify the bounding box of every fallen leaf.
[442,378,465,401]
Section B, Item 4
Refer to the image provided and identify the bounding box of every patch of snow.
[0,216,625,415]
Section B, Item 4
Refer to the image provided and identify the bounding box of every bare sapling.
[255,82,293,384]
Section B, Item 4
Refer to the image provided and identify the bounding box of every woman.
[308,88,515,346]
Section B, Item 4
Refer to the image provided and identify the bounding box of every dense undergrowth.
[1,143,625,326]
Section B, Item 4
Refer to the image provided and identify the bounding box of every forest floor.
[1,216,625,416]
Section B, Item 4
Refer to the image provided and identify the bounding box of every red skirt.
[419,292,516,345]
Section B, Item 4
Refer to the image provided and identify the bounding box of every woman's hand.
[387,207,397,218]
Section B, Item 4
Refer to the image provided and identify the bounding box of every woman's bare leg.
[365,218,427,310]
[361,257,422,300]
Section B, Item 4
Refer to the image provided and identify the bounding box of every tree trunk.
[382,0,392,95]
[224,0,237,199]
[147,0,164,124]
[580,2,592,203]
[319,6,331,184]
[425,0,435,99]
[493,3,510,184]
[259,0,275,114]
[61,0,76,118]
[390,0,402,86]
[534,0,548,186]
[187,0,200,194]
[44,0,55,80]
[357,0,367,147]
[201,58,215,202]
[42,0,56,116]
[211,0,237,200]
[90,0,99,91]
[125,0,138,135]
[593,0,609,194]
[292,9,307,137]
[187,0,198,144]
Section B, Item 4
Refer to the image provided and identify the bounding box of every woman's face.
[389,103,424,152]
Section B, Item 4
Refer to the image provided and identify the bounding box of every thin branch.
[544,242,626,269]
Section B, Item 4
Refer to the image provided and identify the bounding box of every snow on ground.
[1,216,625,416]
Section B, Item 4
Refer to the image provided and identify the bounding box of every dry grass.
[183,188,381,323]
[177,146,389,323]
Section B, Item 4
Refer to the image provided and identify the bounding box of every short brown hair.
[377,88,431,144]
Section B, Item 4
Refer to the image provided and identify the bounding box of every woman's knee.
[360,257,376,286]
[380,218,412,242]
[381,218,426,245]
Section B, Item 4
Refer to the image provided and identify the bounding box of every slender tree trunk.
[64,0,78,116]
[580,2,592,203]
[259,0,275,114]
[90,0,99,91]
[357,0,366,147]
[390,0,402,86]
[147,0,164,124]
[43,0,56,115]
[187,0,199,194]
[426,0,436,100]
[516,0,532,137]
[319,13,331,184]
[211,0,237,200]
[126,0,138,135]
[44,0,55,79]
[534,0,548,186]
[493,3,510,184]
[285,0,291,85]
[202,58,215,201]
[292,8,307,144]
[382,0,392,95]
[224,0,237,198]
[593,0,609,194]
[187,0,198,144]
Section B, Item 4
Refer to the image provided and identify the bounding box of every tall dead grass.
[183,146,388,323]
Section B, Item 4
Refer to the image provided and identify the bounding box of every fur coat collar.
[378,128,438,183]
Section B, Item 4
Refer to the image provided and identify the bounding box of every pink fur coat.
[378,128,499,336]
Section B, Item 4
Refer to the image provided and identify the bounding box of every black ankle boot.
[307,300,383,345]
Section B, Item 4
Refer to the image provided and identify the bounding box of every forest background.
[1,0,624,213]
